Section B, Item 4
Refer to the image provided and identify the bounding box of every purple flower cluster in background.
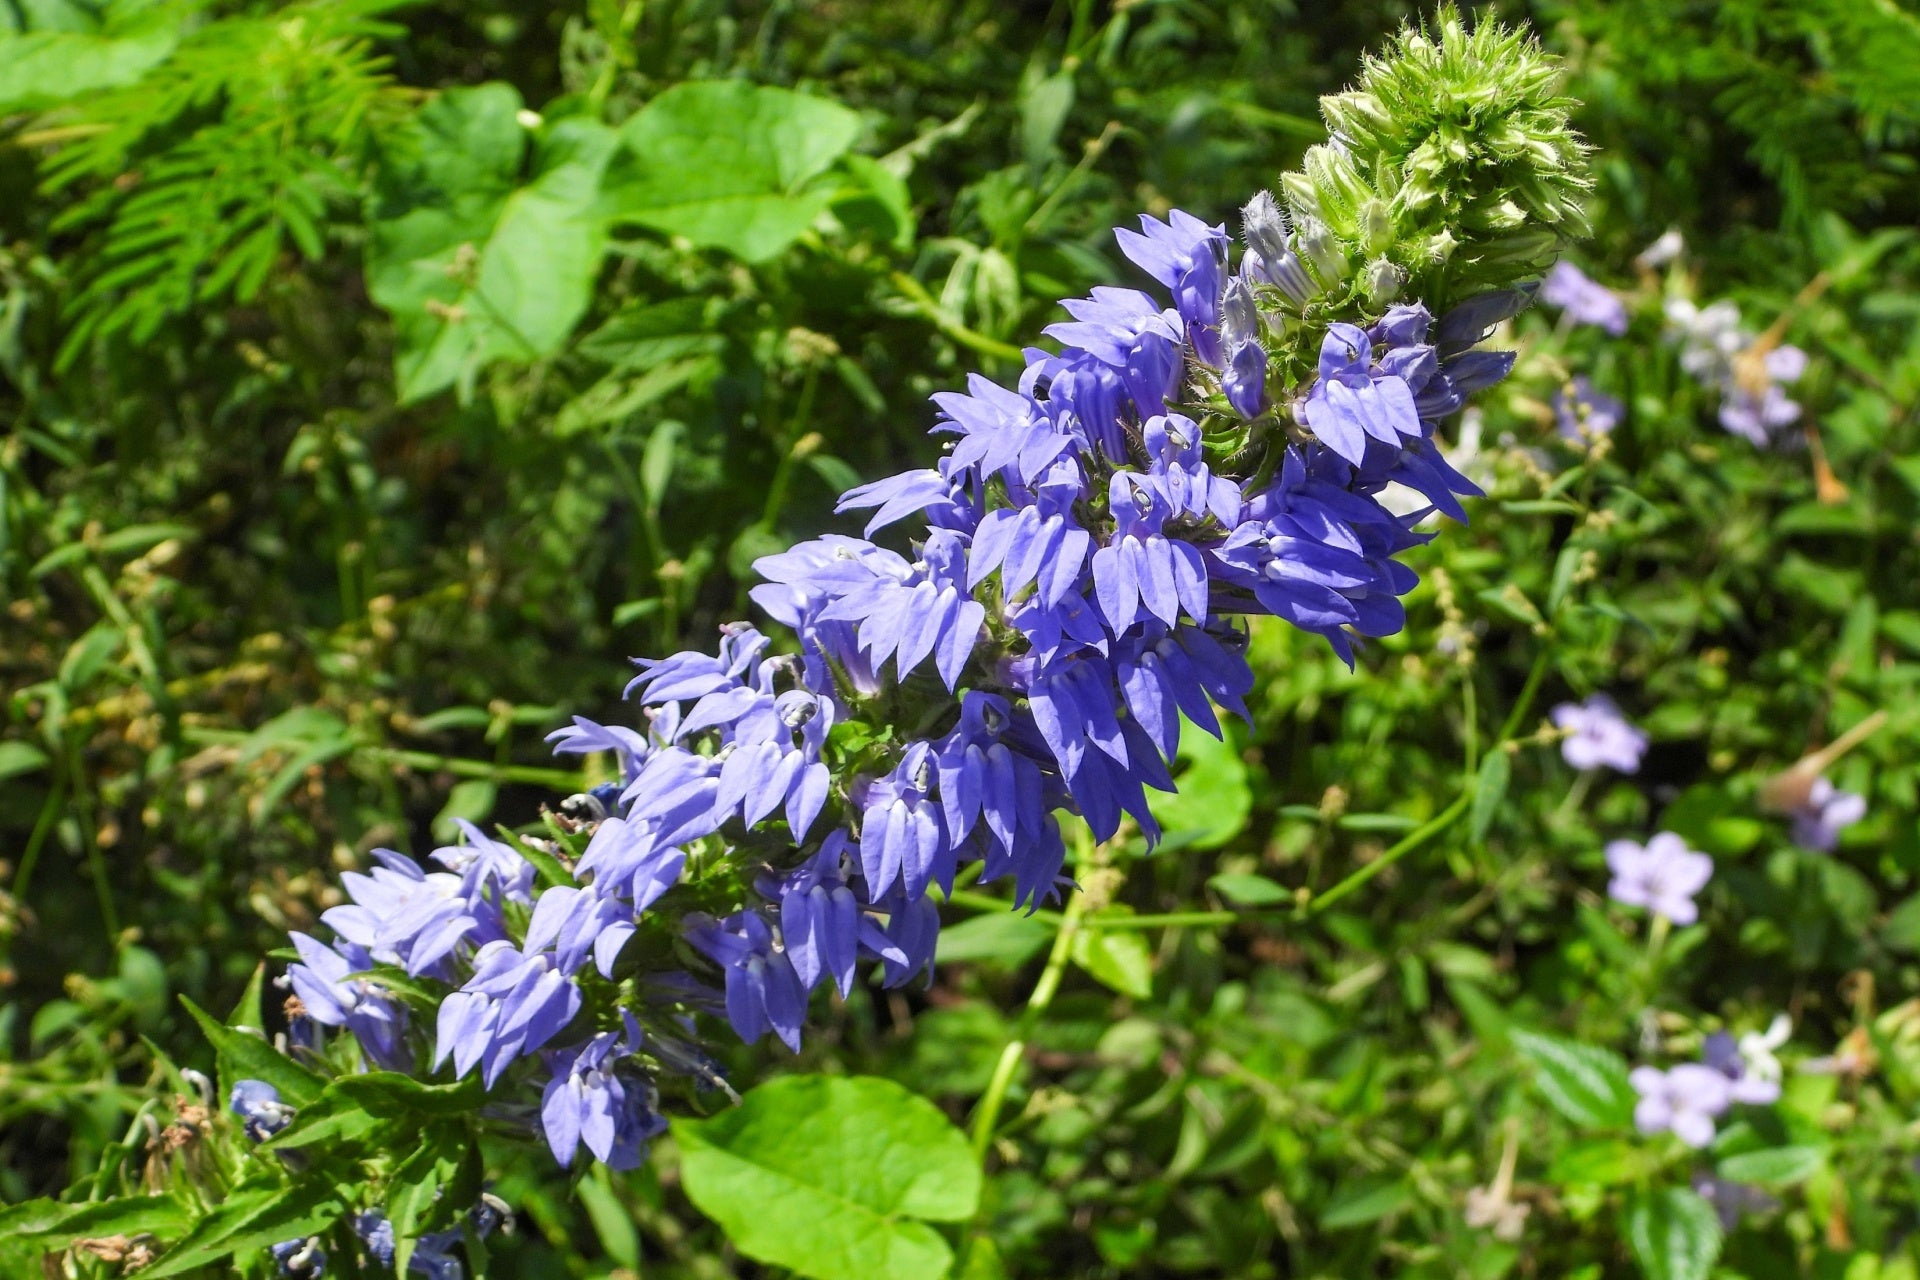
[280,195,1528,1177]
[1540,261,1627,336]
[1632,1019,1786,1149]
[1665,298,1808,448]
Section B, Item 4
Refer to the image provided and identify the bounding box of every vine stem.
[968,886,1088,1164]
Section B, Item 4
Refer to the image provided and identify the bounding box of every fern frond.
[30,0,413,369]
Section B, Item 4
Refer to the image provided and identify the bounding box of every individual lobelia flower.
[433,942,581,1087]
[1606,833,1713,926]
[1091,471,1211,634]
[286,933,411,1071]
[1298,322,1425,467]
[229,1079,295,1143]
[685,910,807,1052]
[766,834,877,997]
[540,1013,668,1172]
[1539,261,1627,335]
[1786,775,1866,852]
[1630,1063,1732,1147]
[1636,230,1685,271]
[1551,694,1647,773]
[1114,209,1229,365]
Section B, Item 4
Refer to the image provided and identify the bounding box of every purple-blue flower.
[1115,209,1228,366]
[540,1015,667,1171]
[1540,261,1627,335]
[287,933,411,1071]
[230,1079,294,1142]
[1091,472,1210,633]
[1719,345,1807,447]
[1300,323,1425,466]
[967,458,1092,608]
[686,911,807,1051]
[433,942,581,1086]
[854,742,952,902]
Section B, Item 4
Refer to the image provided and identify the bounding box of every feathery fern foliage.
[31,0,410,368]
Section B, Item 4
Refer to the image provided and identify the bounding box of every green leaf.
[1715,1144,1826,1187]
[140,1178,348,1279]
[367,86,619,401]
[603,80,863,262]
[96,522,197,558]
[676,1074,981,1280]
[936,910,1053,968]
[266,1072,484,1153]
[0,740,50,782]
[1469,748,1510,844]
[181,996,324,1109]
[0,1195,190,1246]
[578,1165,642,1270]
[1072,912,1154,999]
[390,1124,469,1269]
[1510,1028,1635,1128]
[1207,873,1291,906]
[1321,1177,1410,1229]
[0,16,178,114]
[1622,1186,1722,1280]
[1148,720,1251,851]
[432,778,498,843]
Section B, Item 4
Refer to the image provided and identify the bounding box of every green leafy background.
[4,0,1920,1277]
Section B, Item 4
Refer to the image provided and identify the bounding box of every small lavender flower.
[1540,261,1627,335]
[1787,776,1865,852]
[1630,1063,1731,1147]
[1551,694,1648,773]
[1606,833,1713,926]
[229,1079,294,1142]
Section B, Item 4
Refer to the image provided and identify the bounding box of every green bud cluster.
[1272,5,1591,322]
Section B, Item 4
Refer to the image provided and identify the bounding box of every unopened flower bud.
[1220,277,1260,351]
[1241,191,1290,264]
[1363,257,1405,307]
[1293,217,1347,289]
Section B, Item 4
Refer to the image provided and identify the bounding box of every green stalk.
[966,886,1089,1165]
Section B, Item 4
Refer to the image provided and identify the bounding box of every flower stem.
[968,885,1088,1164]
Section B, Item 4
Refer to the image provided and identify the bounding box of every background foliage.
[4,0,1920,1276]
